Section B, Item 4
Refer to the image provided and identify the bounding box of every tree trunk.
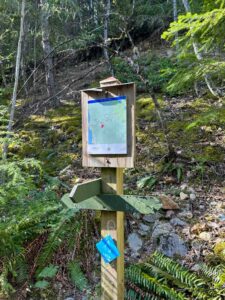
[2,0,26,159]
[172,0,179,53]
[40,0,57,103]
[103,0,113,75]
[21,18,29,97]
[181,0,220,97]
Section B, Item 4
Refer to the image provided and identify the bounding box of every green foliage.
[34,280,50,289]
[126,252,225,300]
[38,265,59,279]
[162,161,184,183]
[113,54,175,93]
[112,57,140,84]
[142,54,177,93]
[162,3,225,95]
[137,175,157,190]
[186,107,225,130]
[68,261,88,291]
[34,264,58,290]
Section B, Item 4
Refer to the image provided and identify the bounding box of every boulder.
[127,233,143,253]
[159,194,179,210]
[152,222,188,258]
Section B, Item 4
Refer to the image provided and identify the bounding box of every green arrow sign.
[69,179,101,202]
[61,193,162,214]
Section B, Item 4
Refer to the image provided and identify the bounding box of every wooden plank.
[101,168,124,300]
[81,82,136,168]
[69,178,101,202]
[61,193,79,209]
[71,195,161,214]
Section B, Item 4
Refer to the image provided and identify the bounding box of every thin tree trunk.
[103,0,113,75]
[182,0,220,97]
[40,0,57,103]
[2,0,26,159]
[172,0,179,54]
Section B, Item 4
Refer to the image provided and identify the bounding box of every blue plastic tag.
[96,235,120,263]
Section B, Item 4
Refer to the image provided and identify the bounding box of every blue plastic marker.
[96,235,120,264]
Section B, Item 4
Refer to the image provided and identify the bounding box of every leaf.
[34,280,49,289]
[38,264,58,279]
[68,261,88,291]
[137,176,157,189]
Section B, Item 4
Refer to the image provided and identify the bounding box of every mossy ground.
[14,94,225,183]
[16,102,82,175]
[135,95,225,181]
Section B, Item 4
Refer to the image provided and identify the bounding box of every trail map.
[87,96,127,154]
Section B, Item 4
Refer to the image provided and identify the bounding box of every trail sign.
[61,77,160,300]
[62,190,162,214]
[81,79,135,168]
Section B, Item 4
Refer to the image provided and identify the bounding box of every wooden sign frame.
[81,82,136,168]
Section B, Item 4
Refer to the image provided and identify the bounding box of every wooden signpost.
[61,77,162,300]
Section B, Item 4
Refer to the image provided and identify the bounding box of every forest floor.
[14,43,225,299]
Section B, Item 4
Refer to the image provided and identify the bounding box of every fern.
[126,265,186,300]
[68,261,88,291]
[150,252,205,289]
[126,252,225,300]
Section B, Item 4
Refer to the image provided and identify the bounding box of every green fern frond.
[126,281,161,300]
[199,263,225,282]
[126,265,187,300]
[68,261,88,291]
[150,252,206,289]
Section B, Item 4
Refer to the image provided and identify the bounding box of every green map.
[87,96,127,154]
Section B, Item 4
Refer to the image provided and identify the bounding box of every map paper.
[87,96,127,154]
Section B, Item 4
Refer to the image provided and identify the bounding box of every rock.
[180,192,188,201]
[159,195,179,210]
[138,230,148,237]
[170,217,187,227]
[138,223,150,237]
[152,222,188,258]
[190,193,196,201]
[218,214,225,222]
[180,183,188,191]
[152,222,173,238]
[191,223,206,234]
[65,297,75,300]
[178,211,193,219]
[127,233,143,253]
[207,222,219,229]
[143,212,161,223]
[139,223,150,232]
[199,232,211,241]
[165,210,175,219]
[188,187,195,194]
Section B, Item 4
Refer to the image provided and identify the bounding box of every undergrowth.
[126,252,225,300]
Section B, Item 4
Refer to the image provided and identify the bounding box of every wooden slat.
[69,178,101,202]
[70,194,161,214]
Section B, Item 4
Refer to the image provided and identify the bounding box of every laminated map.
[87,96,127,154]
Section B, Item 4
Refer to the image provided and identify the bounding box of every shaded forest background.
[0,0,225,299]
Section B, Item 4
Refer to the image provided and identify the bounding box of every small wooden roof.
[100,77,121,87]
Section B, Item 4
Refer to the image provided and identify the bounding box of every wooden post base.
[101,168,124,300]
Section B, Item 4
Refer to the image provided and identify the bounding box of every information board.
[87,96,127,154]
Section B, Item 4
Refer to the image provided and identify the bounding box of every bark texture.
[3,0,26,159]
[40,0,56,102]
[103,0,113,75]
